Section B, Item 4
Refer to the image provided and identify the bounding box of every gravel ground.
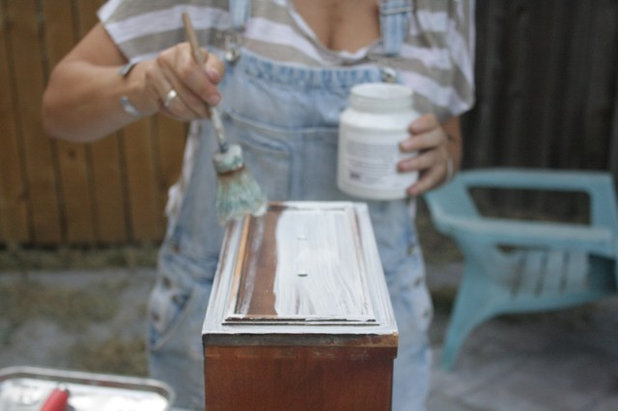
[0,268,156,377]
[1,262,618,411]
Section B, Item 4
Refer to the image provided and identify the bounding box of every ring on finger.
[163,89,178,108]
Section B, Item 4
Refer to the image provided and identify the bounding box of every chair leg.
[440,266,498,371]
[440,308,493,370]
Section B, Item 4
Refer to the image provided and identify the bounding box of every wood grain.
[153,115,186,221]
[76,0,130,244]
[205,345,395,411]
[121,118,164,242]
[7,1,62,244]
[0,1,29,245]
[42,0,96,244]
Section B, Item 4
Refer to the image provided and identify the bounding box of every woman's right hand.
[138,42,225,121]
[43,22,227,142]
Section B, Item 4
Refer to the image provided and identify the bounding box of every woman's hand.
[397,114,461,196]
[42,23,226,142]
[136,42,225,121]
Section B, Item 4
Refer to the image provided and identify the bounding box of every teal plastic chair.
[423,168,618,370]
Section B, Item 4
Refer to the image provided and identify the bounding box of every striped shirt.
[99,0,475,120]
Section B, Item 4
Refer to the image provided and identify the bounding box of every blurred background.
[0,0,617,406]
[0,0,616,252]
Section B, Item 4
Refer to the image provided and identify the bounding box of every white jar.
[337,83,419,200]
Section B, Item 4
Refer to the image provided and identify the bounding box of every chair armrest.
[440,215,616,258]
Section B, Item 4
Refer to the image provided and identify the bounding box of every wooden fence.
[1,0,617,247]
[0,0,187,247]
[462,0,618,174]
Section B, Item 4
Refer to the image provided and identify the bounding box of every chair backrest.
[424,168,618,281]
[426,168,618,234]
[587,174,618,232]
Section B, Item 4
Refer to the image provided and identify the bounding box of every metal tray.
[0,366,174,411]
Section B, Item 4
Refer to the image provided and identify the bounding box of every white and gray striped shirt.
[99,0,475,120]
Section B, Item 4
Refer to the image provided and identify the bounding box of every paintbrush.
[182,12,267,224]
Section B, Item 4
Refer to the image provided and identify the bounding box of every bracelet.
[118,61,138,77]
[118,61,144,117]
[120,96,143,117]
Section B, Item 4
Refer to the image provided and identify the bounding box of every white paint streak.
[273,209,372,320]
[204,202,397,337]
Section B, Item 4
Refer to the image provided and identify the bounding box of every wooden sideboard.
[203,202,398,410]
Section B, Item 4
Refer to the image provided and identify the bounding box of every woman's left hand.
[397,113,456,196]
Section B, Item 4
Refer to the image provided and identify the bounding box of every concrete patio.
[1,261,617,410]
[426,263,618,411]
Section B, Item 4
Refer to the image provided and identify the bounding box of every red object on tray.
[40,388,69,411]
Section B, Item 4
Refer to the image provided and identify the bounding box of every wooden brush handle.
[182,12,205,64]
[182,12,228,152]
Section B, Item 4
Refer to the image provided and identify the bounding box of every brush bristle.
[213,144,267,224]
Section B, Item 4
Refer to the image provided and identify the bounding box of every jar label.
[338,128,418,199]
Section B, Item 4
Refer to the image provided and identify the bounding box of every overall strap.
[225,0,251,62]
[379,0,413,56]
[229,0,251,31]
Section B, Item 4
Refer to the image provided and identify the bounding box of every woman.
[42,1,475,409]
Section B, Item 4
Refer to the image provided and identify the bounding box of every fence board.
[42,0,97,244]
[464,1,502,167]
[75,0,130,245]
[155,116,187,203]
[501,1,529,166]
[87,137,129,244]
[0,2,29,245]
[6,0,62,245]
[536,1,566,168]
[584,0,618,168]
[121,119,165,242]
[612,62,618,176]
[563,1,592,170]
[462,0,618,175]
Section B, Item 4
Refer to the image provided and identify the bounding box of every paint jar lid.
[349,82,413,113]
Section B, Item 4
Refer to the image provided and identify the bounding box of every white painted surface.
[272,208,374,321]
[202,202,397,337]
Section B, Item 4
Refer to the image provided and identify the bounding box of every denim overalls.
[148,1,432,410]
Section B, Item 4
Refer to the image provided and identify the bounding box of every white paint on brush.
[273,209,373,321]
